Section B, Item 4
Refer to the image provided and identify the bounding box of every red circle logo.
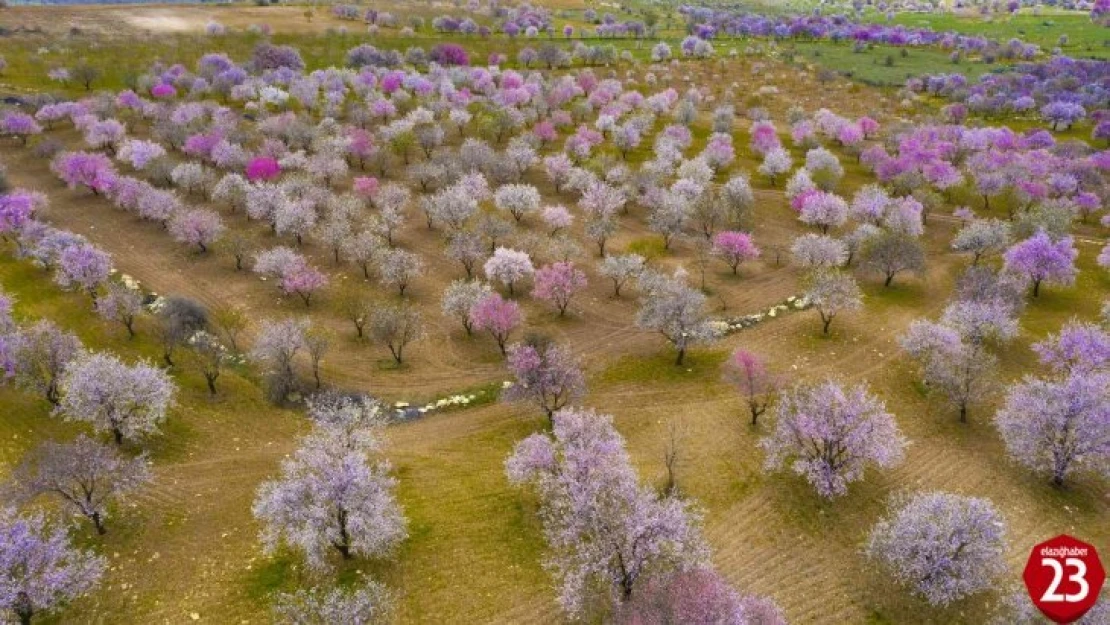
[1023,535,1106,623]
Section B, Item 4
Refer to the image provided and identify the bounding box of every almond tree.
[484,247,534,296]
[0,509,106,625]
[804,269,862,335]
[273,579,394,625]
[441,279,491,336]
[95,283,144,339]
[995,351,1110,487]
[502,341,586,423]
[253,426,407,572]
[57,353,176,445]
[506,408,708,618]
[723,349,778,426]
[598,254,645,297]
[7,435,151,534]
[636,273,720,366]
[1002,231,1078,297]
[469,293,522,356]
[6,321,83,405]
[866,492,1006,606]
[761,380,906,498]
[711,231,760,275]
[369,304,424,365]
[532,262,587,316]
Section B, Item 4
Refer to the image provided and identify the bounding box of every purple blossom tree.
[502,340,586,422]
[760,380,906,498]
[532,262,587,316]
[506,407,708,617]
[711,231,760,275]
[469,293,523,356]
[7,435,151,534]
[55,244,111,301]
[1002,232,1078,297]
[57,353,175,445]
[1,112,43,145]
[1032,321,1110,375]
[723,349,778,426]
[866,492,1006,606]
[50,151,117,196]
[0,509,106,625]
[995,370,1110,486]
[614,568,785,625]
[253,426,407,572]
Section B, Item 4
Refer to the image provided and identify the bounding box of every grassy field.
[874,11,1110,58]
[0,3,1108,624]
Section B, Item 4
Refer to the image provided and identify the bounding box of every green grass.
[870,12,1110,59]
[785,40,1005,86]
[597,348,728,386]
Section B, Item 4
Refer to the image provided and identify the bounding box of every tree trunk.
[1032,279,1041,297]
[113,427,124,445]
[92,511,106,535]
[675,347,686,366]
[884,273,894,287]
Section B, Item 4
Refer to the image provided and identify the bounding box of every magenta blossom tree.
[761,380,906,498]
[1002,231,1078,297]
[469,293,523,356]
[246,156,281,182]
[506,407,708,617]
[711,231,760,275]
[532,262,587,316]
[0,508,106,625]
[866,492,1006,606]
[51,151,117,196]
[57,352,176,445]
[502,341,586,422]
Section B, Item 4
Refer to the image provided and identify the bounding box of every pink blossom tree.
[469,293,522,355]
[761,380,906,498]
[532,262,587,316]
[1,111,43,145]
